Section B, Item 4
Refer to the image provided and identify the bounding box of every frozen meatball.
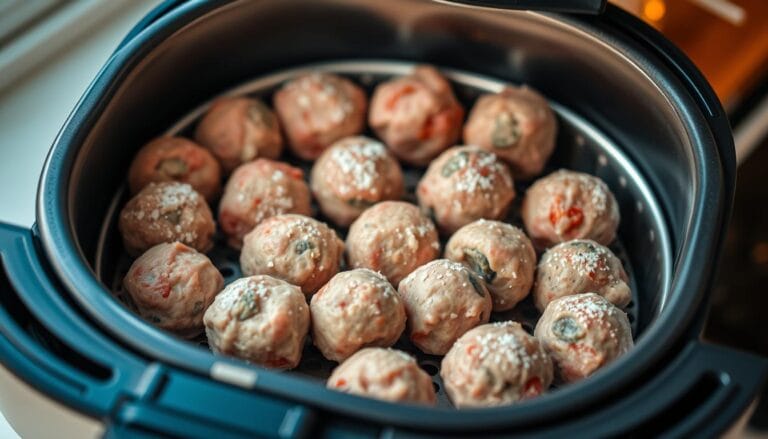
[463,86,557,179]
[397,259,492,355]
[274,72,367,160]
[534,240,631,312]
[310,136,404,227]
[522,169,620,248]
[128,136,222,202]
[119,182,215,256]
[241,214,344,296]
[194,97,283,173]
[346,201,440,286]
[535,293,633,383]
[123,242,223,338]
[218,159,312,249]
[441,322,553,408]
[203,275,309,369]
[417,146,515,235]
[369,65,464,165]
[327,348,436,405]
[445,220,536,311]
[311,269,406,362]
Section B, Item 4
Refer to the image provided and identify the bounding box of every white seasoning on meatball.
[369,65,464,165]
[310,136,404,227]
[441,321,553,408]
[463,85,557,179]
[240,214,344,296]
[445,219,536,311]
[346,201,440,287]
[204,275,310,369]
[218,159,312,249]
[417,146,515,235]
[327,348,436,405]
[522,169,620,248]
[311,269,406,362]
[534,239,631,312]
[397,259,492,355]
[119,182,215,256]
[534,293,633,383]
[123,242,223,338]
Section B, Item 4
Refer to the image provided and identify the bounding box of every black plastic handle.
[438,0,607,14]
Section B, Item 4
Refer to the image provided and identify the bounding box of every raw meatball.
[240,214,344,296]
[463,86,557,179]
[128,136,222,202]
[346,201,440,287]
[327,348,436,405]
[218,159,312,249]
[522,169,620,248]
[274,72,367,160]
[534,240,631,312]
[311,269,406,362]
[203,275,309,369]
[119,182,215,256]
[441,322,553,408]
[123,242,223,338]
[417,146,515,235]
[534,293,633,383]
[194,97,283,173]
[397,259,492,355]
[310,136,404,227]
[369,65,464,165]
[445,220,536,311]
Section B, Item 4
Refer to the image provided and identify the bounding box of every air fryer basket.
[0,0,764,437]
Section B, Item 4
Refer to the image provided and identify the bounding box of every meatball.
[273,72,367,160]
[327,348,436,405]
[534,293,633,383]
[311,269,406,362]
[417,146,515,235]
[218,159,312,249]
[445,220,536,311]
[534,240,631,312]
[346,201,440,287]
[369,65,464,165]
[463,86,557,179]
[123,242,223,338]
[441,322,553,408]
[203,275,309,369]
[119,182,215,256]
[397,259,492,355]
[194,97,283,173]
[522,169,620,248]
[240,214,344,296]
[128,136,222,202]
[310,136,404,227]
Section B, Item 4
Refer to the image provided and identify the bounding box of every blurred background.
[0,0,767,437]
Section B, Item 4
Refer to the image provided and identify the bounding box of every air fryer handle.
[438,0,607,14]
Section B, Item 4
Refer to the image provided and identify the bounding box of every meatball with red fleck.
[127,136,221,203]
[274,72,367,160]
[463,86,557,179]
[417,146,515,235]
[218,159,312,249]
[123,242,223,338]
[522,169,620,248]
[310,136,404,227]
[328,348,436,405]
[534,293,633,383]
[441,322,553,408]
[369,65,464,165]
[533,239,631,312]
[204,275,310,369]
[119,182,215,256]
[194,97,283,173]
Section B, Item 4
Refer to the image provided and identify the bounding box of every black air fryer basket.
[0,0,766,437]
